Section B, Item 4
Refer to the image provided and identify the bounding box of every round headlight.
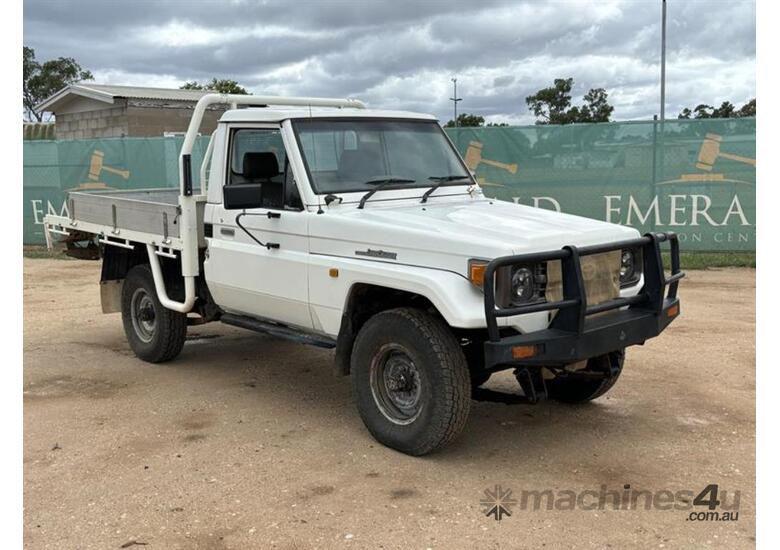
[620,249,636,281]
[511,267,535,304]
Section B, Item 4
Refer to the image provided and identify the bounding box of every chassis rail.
[482,232,684,367]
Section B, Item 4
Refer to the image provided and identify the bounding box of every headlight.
[468,260,546,307]
[619,248,642,287]
[511,267,536,303]
[508,264,545,306]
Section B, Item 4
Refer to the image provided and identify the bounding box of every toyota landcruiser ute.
[44,93,684,456]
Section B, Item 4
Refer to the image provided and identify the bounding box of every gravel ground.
[23,259,755,549]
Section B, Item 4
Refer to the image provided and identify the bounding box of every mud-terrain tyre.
[546,349,625,403]
[351,308,471,456]
[121,264,187,363]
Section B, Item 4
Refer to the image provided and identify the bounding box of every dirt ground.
[23,259,755,550]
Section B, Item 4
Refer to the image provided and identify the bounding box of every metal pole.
[450,78,462,127]
[454,79,458,125]
[660,0,667,123]
[659,0,667,190]
[651,114,659,235]
[652,114,658,186]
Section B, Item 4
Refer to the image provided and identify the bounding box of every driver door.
[204,125,312,329]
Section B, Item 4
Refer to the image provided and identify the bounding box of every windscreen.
[292,119,472,194]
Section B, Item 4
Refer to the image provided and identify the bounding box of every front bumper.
[482,232,684,368]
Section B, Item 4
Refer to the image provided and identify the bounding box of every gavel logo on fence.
[88,150,130,181]
[464,141,518,174]
[696,133,755,172]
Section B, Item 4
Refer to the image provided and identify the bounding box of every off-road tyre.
[546,349,625,403]
[351,308,471,456]
[121,264,187,363]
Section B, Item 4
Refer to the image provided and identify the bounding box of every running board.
[220,313,337,349]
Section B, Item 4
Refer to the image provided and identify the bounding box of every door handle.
[220,227,235,237]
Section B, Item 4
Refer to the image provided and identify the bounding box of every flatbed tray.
[45,188,205,250]
[68,188,185,240]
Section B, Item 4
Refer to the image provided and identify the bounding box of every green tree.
[23,46,93,121]
[525,78,614,124]
[580,88,614,122]
[738,98,756,117]
[443,114,509,127]
[181,78,248,94]
[444,113,485,127]
[525,78,575,124]
[677,98,755,119]
[711,101,736,118]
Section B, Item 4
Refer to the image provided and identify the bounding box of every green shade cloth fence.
[23,118,755,250]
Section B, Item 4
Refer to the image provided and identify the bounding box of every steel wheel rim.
[369,344,423,425]
[130,288,156,343]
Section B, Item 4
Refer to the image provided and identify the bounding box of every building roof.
[36,85,437,124]
[36,84,211,112]
[220,107,436,124]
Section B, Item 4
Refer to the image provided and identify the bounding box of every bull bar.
[482,232,685,368]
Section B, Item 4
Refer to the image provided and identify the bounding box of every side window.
[229,128,286,185]
[227,128,301,210]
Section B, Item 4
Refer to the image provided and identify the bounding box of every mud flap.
[100,280,123,313]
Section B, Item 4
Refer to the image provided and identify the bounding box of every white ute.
[44,94,684,455]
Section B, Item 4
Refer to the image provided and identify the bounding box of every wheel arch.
[100,244,213,317]
[334,282,446,376]
[100,243,148,283]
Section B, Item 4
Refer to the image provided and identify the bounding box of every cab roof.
[219,107,437,124]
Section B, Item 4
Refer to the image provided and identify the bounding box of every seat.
[243,152,279,182]
[242,152,284,208]
[337,147,382,183]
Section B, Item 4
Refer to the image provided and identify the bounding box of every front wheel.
[350,308,471,456]
[545,349,625,403]
[121,264,187,363]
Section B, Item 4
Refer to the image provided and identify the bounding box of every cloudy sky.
[24,0,755,125]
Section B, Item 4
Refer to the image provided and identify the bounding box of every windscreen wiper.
[357,177,416,209]
[420,175,472,203]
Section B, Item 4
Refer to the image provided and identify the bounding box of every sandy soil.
[23,259,755,549]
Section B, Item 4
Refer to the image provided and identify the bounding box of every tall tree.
[678,98,755,119]
[738,98,756,117]
[181,78,248,94]
[525,78,614,124]
[443,113,509,127]
[444,113,485,128]
[23,46,94,121]
[525,78,576,125]
[580,88,614,122]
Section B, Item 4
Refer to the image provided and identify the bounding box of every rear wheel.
[351,308,471,456]
[121,264,187,363]
[546,349,625,403]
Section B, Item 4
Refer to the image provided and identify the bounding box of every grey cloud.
[23,0,755,123]
[493,75,514,88]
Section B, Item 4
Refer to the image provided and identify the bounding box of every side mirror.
[223,184,263,210]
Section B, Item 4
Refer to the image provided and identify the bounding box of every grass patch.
[662,251,755,270]
[23,245,74,260]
